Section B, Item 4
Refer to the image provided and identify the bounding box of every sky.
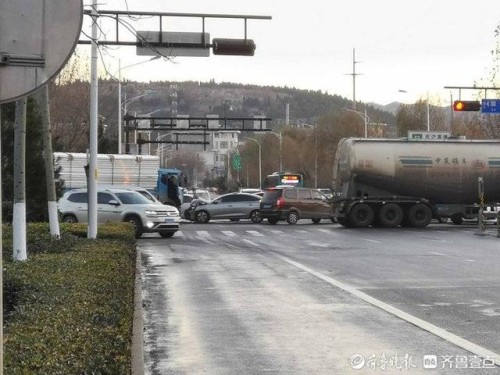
[80,0,500,106]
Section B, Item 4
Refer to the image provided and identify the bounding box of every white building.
[212,130,241,177]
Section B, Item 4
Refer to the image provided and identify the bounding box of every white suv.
[58,188,180,238]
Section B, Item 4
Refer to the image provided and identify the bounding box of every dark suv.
[259,186,335,224]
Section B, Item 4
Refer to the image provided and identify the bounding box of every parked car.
[58,187,181,238]
[193,192,262,223]
[260,186,335,224]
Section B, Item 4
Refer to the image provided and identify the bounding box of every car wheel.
[125,215,143,239]
[159,231,175,238]
[250,210,262,223]
[62,214,78,223]
[268,218,279,225]
[195,210,210,223]
[287,210,299,224]
[311,218,321,224]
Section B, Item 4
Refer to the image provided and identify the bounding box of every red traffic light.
[212,38,256,56]
[453,100,481,112]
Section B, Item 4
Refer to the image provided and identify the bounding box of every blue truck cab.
[156,168,186,208]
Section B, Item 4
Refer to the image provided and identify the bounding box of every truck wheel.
[125,215,143,238]
[348,203,374,228]
[195,210,210,223]
[378,203,403,227]
[287,210,299,224]
[337,217,351,227]
[451,213,463,225]
[407,203,432,228]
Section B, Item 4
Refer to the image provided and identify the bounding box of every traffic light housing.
[212,38,256,56]
[453,100,481,112]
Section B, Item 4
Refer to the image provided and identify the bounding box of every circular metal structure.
[0,0,83,103]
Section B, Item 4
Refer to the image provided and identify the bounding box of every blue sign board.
[481,99,500,114]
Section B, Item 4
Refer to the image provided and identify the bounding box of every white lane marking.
[363,239,382,244]
[428,251,445,256]
[222,231,236,237]
[197,231,211,237]
[243,239,259,247]
[269,251,500,367]
[317,228,336,234]
[246,230,264,237]
[465,259,476,262]
[270,230,285,234]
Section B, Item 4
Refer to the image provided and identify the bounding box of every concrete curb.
[131,248,144,375]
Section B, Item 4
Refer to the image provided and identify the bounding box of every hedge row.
[2,222,137,374]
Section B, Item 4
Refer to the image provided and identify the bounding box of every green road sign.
[232,154,241,171]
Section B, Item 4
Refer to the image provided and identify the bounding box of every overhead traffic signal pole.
[80,8,271,239]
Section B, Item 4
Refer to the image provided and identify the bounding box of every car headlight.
[144,210,158,215]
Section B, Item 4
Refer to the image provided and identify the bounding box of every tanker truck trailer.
[332,137,500,228]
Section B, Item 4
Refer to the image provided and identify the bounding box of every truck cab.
[156,168,186,207]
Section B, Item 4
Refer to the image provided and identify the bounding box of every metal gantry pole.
[88,0,99,239]
[247,137,261,188]
[118,59,122,154]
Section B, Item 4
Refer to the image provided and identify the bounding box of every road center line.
[269,251,500,367]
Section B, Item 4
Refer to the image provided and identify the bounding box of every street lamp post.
[268,131,283,172]
[344,108,369,138]
[115,56,160,154]
[247,137,261,189]
[223,99,232,127]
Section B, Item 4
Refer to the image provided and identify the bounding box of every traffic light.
[212,38,256,56]
[453,100,481,112]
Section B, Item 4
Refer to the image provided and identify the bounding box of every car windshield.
[115,191,153,205]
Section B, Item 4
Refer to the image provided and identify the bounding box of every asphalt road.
[138,221,500,374]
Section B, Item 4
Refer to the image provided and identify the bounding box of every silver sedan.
[194,192,262,223]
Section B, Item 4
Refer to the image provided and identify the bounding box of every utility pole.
[346,48,362,110]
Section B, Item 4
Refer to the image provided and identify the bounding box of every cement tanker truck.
[332,137,500,228]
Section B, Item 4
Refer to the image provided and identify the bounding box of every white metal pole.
[88,0,99,238]
[279,132,283,172]
[364,108,368,138]
[118,59,122,154]
[258,143,262,189]
[426,91,430,131]
[0,104,3,374]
